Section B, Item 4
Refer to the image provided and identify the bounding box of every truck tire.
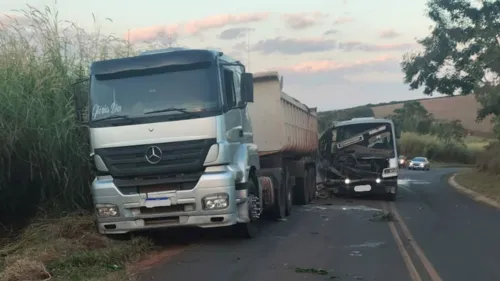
[271,172,287,220]
[308,166,317,201]
[385,186,398,201]
[285,168,292,216]
[233,180,260,238]
[294,170,309,205]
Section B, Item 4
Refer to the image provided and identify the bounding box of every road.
[138,168,500,281]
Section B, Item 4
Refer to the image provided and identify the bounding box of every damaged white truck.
[74,48,318,239]
[318,117,399,201]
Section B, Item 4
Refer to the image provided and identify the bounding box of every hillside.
[371,95,493,137]
[318,95,494,137]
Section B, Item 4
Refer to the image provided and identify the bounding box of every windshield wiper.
[93,114,135,123]
[144,107,198,117]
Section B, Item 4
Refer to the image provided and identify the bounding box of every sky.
[0,0,438,111]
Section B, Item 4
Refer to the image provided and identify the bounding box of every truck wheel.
[294,171,309,205]
[308,166,317,201]
[385,187,398,201]
[271,172,287,220]
[234,180,260,238]
[285,168,292,216]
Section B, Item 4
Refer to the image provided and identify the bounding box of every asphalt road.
[138,168,500,281]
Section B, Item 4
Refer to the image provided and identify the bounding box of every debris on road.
[294,267,329,275]
[369,211,396,222]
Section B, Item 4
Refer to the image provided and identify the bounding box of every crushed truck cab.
[318,117,399,201]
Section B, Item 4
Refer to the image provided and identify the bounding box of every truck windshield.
[335,122,395,151]
[89,61,221,126]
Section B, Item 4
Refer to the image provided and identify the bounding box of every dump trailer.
[248,71,319,214]
[318,117,399,201]
[78,48,318,239]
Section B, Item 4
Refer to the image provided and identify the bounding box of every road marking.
[400,185,417,194]
[389,202,443,281]
[382,202,423,281]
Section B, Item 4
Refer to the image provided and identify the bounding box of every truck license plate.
[354,185,371,192]
[145,192,172,208]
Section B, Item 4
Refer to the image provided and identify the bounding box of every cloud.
[277,55,397,73]
[233,41,247,51]
[379,29,402,39]
[252,37,336,54]
[0,13,30,28]
[332,17,355,24]
[323,29,338,36]
[269,56,423,111]
[281,12,328,30]
[218,27,254,40]
[338,41,416,52]
[251,37,418,55]
[128,12,269,43]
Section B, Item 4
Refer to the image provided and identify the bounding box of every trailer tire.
[271,172,287,220]
[285,168,292,216]
[308,166,317,201]
[294,171,309,205]
[233,180,260,238]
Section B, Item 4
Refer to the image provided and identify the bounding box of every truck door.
[221,66,245,145]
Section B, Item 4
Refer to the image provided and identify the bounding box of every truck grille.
[94,138,216,177]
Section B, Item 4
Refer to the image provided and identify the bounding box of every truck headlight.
[376,178,381,184]
[96,204,119,217]
[203,194,229,210]
[383,168,397,174]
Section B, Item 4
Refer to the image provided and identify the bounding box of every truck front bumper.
[92,167,250,235]
[332,177,398,195]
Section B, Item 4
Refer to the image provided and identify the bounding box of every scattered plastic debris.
[294,267,328,275]
[369,211,396,222]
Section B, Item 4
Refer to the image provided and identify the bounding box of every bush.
[476,141,500,174]
[398,132,475,164]
[0,6,161,222]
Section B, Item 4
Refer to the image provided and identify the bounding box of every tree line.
[401,0,500,139]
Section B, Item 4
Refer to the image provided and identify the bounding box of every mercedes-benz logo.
[145,146,162,164]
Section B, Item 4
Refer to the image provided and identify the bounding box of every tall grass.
[398,132,476,164]
[0,5,163,222]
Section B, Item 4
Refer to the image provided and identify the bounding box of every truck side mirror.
[72,78,90,125]
[241,73,254,103]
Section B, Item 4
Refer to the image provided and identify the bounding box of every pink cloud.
[0,13,30,28]
[379,29,402,39]
[277,55,396,73]
[333,17,355,24]
[281,12,329,30]
[128,12,269,43]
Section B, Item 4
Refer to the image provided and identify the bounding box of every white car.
[408,157,430,171]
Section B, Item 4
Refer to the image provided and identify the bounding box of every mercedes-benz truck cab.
[88,48,261,238]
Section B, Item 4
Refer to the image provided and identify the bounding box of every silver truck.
[75,48,319,239]
[318,117,399,201]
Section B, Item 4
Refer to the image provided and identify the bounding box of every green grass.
[454,169,500,203]
[0,4,169,220]
[464,135,492,152]
[0,5,168,281]
[398,132,477,164]
[0,214,154,281]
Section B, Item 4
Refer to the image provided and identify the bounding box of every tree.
[317,106,374,132]
[388,101,433,134]
[401,0,500,135]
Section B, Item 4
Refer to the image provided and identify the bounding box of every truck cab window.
[223,68,237,108]
[233,70,242,103]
